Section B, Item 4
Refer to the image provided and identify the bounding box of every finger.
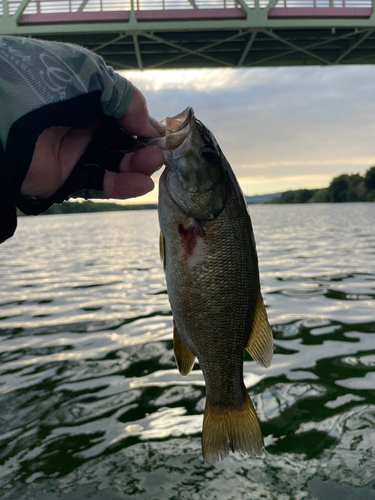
[103,171,154,200]
[119,145,164,177]
[118,86,165,138]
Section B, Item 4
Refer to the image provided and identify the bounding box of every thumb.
[118,86,165,138]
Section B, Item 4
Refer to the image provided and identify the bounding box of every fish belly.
[159,174,260,408]
[159,171,266,463]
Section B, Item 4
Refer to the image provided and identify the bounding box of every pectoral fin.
[173,321,195,376]
[159,231,166,271]
[245,291,273,368]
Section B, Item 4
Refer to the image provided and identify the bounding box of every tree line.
[17,200,157,216]
[269,166,375,204]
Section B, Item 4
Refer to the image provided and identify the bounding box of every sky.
[120,64,375,203]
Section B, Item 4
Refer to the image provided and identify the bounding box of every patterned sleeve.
[0,36,134,243]
[0,35,133,149]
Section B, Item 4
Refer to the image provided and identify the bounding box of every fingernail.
[149,115,166,136]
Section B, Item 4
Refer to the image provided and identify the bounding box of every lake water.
[0,203,375,500]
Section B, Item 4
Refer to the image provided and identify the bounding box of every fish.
[144,107,273,464]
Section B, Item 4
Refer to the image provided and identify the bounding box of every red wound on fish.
[178,222,206,257]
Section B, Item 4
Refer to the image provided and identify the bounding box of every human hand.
[20,86,165,202]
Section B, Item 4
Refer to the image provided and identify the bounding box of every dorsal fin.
[245,291,273,368]
[173,321,195,376]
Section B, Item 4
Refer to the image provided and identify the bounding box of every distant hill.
[267,165,375,204]
[17,164,375,218]
[245,192,283,204]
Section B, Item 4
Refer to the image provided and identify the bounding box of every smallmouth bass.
[145,107,273,464]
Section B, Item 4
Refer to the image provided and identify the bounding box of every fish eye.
[201,145,217,162]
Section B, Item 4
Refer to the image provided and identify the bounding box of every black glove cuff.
[17,121,136,216]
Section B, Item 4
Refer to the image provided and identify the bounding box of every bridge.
[0,0,374,69]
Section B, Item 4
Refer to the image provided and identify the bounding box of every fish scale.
[160,178,257,409]
[144,107,273,464]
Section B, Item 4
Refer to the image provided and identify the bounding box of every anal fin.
[173,320,195,376]
[245,291,273,368]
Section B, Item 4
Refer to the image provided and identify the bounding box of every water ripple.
[1,205,375,499]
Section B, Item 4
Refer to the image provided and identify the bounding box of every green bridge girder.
[1,0,375,68]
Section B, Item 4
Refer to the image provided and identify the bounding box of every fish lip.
[137,137,151,147]
[165,106,195,133]
[139,107,195,147]
[138,129,192,176]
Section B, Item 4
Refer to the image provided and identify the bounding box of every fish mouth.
[163,107,194,134]
[159,107,195,155]
[139,107,196,173]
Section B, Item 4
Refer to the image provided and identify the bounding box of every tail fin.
[202,393,264,464]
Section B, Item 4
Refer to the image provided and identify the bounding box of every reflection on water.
[0,204,375,499]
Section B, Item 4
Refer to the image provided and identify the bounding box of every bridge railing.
[6,0,241,16]
[1,0,373,20]
[273,0,371,6]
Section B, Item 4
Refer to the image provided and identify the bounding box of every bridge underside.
[1,1,375,69]
[35,27,375,69]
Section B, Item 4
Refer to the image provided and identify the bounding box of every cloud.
[119,65,375,200]
[122,66,291,93]
[238,173,332,196]
[233,157,375,179]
